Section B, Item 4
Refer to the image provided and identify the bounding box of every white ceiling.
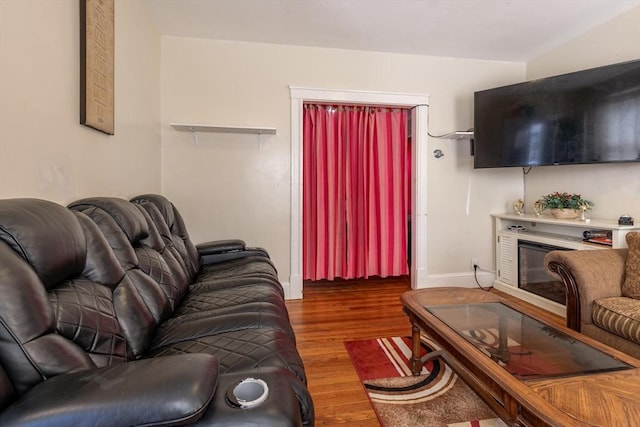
[143,0,639,62]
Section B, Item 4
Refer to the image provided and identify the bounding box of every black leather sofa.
[0,195,313,426]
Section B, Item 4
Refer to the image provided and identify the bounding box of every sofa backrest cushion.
[131,194,201,281]
[74,212,164,359]
[133,205,191,307]
[623,232,640,299]
[0,198,86,290]
[134,200,195,281]
[69,199,176,311]
[0,240,93,395]
[69,198,189,313]
[0,199,132,395]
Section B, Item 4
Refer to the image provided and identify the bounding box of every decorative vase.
[513,199,524,215]
[533,200,544,216]
[549,209,580,220]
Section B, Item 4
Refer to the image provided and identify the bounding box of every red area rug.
[345,336,507,427]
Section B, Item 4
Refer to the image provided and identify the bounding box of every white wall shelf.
[170,123,276,147]
[430,131,474,140]
[170,123,276,135]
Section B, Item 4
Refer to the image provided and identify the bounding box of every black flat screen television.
[473,59,640,169]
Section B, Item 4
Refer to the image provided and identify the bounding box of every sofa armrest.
[197,239,247,255]
[0,354,219,427]
[197,240,270,264]
[545,248,628,331]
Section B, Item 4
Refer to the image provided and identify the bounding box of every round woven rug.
[365,374,503,426]
[346,336,506,427]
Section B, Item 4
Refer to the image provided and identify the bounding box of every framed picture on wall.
[80,0,114,135]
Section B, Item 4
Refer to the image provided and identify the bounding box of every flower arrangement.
[540,192,594,211]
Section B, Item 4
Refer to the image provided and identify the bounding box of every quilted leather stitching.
[49,279,128,365]
[148,328,306,382]
[135,247,180,307]
[176,287,286,315]
[197,258,277,281]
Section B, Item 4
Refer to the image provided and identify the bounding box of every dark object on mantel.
[619,215,635,226]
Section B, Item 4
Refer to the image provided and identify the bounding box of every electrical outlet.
[471,258,479,270]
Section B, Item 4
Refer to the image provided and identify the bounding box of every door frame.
[289,87,430,298]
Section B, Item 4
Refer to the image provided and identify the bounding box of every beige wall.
[160,37,525,288]
[0,0,161,203]
[523,6,640,220]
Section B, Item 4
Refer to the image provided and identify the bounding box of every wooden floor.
[286,276,412,426]
[285,277,565,426]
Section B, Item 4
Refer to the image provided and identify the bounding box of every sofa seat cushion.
[176,284,287,317]
[147,328,307,383]
[592,297,640,345]
[190,275,283,297]
[169,301,291,327]
[197,256,279,284]
[156,310,296,343]
[622,232,640,299]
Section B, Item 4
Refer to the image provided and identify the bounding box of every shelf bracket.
[190,127,198,147]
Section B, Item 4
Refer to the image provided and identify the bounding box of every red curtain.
[303,104,410,281]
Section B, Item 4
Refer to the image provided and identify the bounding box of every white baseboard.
[415,271,496,289]
[286,271,496,298]
[286,274,303,300]
[282,280,299,300]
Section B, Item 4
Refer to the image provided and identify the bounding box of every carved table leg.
[410,323,423,375]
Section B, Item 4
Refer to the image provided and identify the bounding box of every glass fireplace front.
[518,240,572,305]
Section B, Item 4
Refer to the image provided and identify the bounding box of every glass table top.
[425,302,632,380]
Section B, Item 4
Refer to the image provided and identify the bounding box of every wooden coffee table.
[401,287,640,426]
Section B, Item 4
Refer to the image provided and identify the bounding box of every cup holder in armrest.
[225,377,269,409]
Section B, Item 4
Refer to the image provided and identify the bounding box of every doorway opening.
[302,103,411,282]
[289,87,430,299]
